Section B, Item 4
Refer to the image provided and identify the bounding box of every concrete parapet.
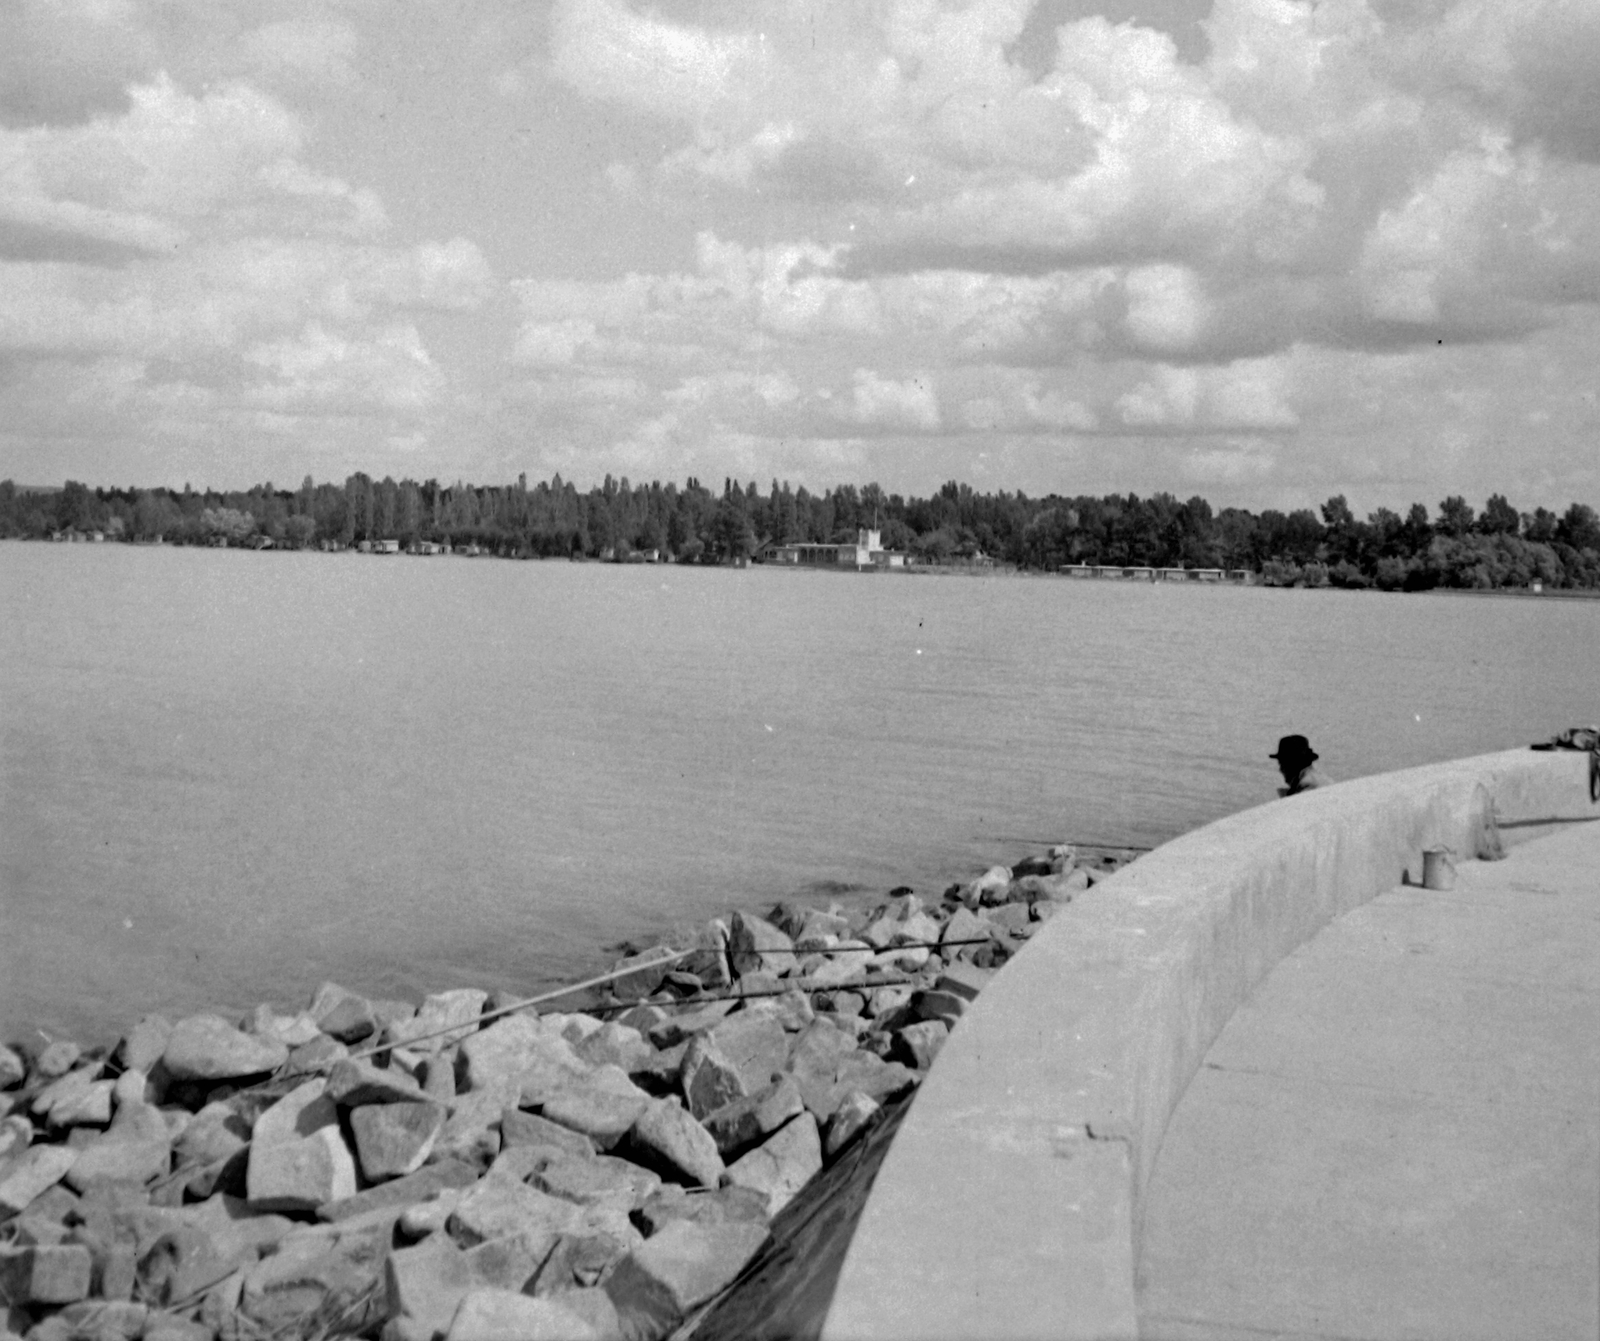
[821,748,1597,1341]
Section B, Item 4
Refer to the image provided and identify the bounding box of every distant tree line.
[2,474,1598,591]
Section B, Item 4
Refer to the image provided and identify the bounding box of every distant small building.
[767,528,906,570]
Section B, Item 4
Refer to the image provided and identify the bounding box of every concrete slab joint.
[818,748,1597,1341]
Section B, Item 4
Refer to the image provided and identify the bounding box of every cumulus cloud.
[1,62,491,471]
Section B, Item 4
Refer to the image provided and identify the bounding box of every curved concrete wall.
[821,748,1597,1341]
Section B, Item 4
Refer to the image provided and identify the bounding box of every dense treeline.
[3,473,1598,591]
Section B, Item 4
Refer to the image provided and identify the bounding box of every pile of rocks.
[0,845,1120,1341]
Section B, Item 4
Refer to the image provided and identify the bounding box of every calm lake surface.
[3,543,1596,1044]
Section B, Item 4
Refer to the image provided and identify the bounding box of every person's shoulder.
[1299,764,1330,790]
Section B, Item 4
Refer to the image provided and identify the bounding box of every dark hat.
[1271,734,1318,764]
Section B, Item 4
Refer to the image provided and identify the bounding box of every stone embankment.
[0,846,1131,1341]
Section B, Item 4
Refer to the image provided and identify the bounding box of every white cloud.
[851,368,940,432]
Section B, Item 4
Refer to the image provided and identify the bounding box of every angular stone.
[702,1076,806,1159]
[385,989,487,1054]
[173,1100,251,1170]
[864,985,913,1020]
[458,1014,588,1098]
[501,1109,597,1159]
[253,1079,337,1145]
[940,905,995,959]
[33,1041,82,1081]
[326,1058,426,1108]
[46,1077,116,1127]
[0,1243,92,1304]
[679,1035,745,1121]
[434,1081,512,1167]
[64,1102,172,1190]
[728,912,795,977]
[824,1090,881,1159]
[116,1018,173,1075]
[448,1171,579,1253]
[629,1100,724,1189]
[351,1101,446,1181]
[527,1230,632,1297]
[533,1153,659,1208]
[246,1124,357,1211]
[829,1053,919,1112]
[678,921,732,992]
[239,1229,381,1331]
[162,1015,287,1081]
[31,1068,97,1122]
[136,1226,242,1306]
[0,1115,30,1162]
[799,941,876,988]
[249,1005,323,1049]
[646,1000,736,1049]
[385,1234,474,1338]
[935,961,993,1002]
[459,1232,547,1292]
[317,996,379,1044]
[0,1044,26,1090]
[722,1112,823,1216]
[540,1066,650,1150]
[0,1144,78,1216]
[633,1184,771,1237]
[894,1019,949,1070]
[318,1157,479,1222]
[962,865,1012,908]
[420,1055,457,1104]
[604,1219,768,1339]
[446,1287,600,1341]
[608,949,677,1000]
[913,988,967,1028]
[286,1035,348,1072]
[573,1023,654,1072]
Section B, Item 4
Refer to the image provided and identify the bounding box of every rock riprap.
[0,842,1129,1341]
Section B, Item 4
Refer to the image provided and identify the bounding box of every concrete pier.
[1137,820,1600,1341]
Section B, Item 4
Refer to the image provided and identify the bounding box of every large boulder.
[540,1066,651,1150]
[628,1100,724,1188]
[458,1014,588,1098]
[573,1023,654,1073]
[532,1153,660,1209]
[646,1000,735,1049]
[246,1081,356,1211]
[350,1101,445,1181]
[604,1219,768,1341]
[162,1015,287,1081]
[325,1058,425,1107]
[501,1109,597,1159]
[0,1145,78,1216]
[721,1112,822,1215]
[727,912,794,978]
[0,1243,92,1305]
[679,1035,744,1120]
[702,1076,805,1159]
[63,1102,172,1191]
[116,1017,173,1075]
[448,1171,580,1255]
[385,989,487,1054]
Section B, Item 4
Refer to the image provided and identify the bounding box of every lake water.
[2,543,1596,1045]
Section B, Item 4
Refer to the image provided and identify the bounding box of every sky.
[2,0,1598,513]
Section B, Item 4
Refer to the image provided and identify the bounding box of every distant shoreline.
[9,536,1597,599]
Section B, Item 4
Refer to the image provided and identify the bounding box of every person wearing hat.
[1272,734,1327,797]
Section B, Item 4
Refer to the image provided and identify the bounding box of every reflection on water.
[3,543,1595,1042]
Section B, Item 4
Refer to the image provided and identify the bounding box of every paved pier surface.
[1138,821,1600,1341]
